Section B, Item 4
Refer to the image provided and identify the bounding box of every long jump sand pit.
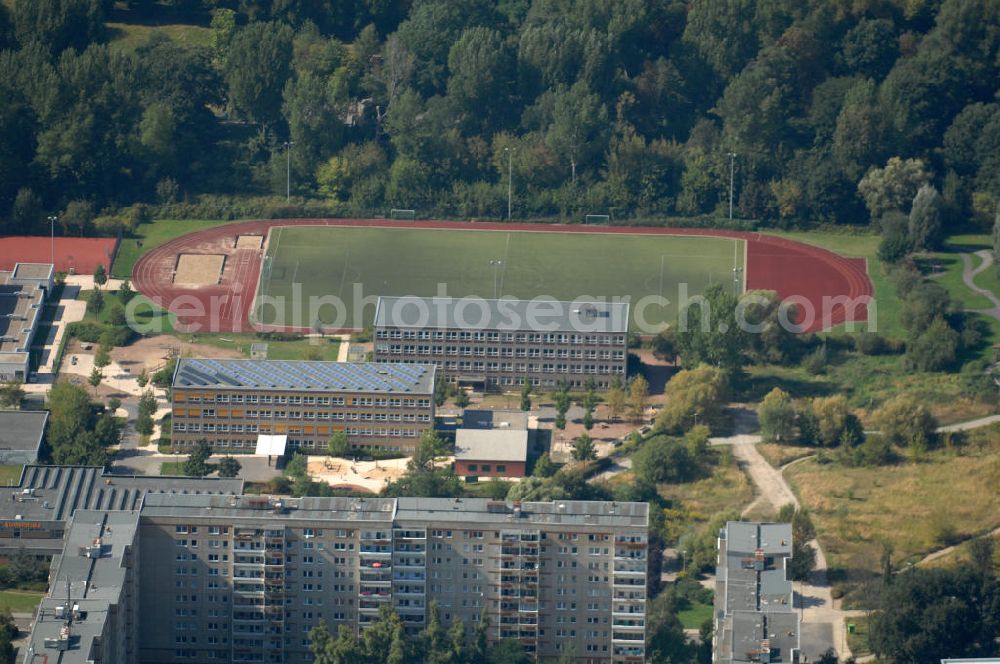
[236,235,264,250]
[174,254,226,286]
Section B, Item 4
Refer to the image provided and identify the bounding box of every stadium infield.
[254,225,743,329]
[131,219,873,334]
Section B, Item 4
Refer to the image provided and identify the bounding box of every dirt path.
[961,250,1000,320]
[711,408,853,659]
[914,524,1000,567]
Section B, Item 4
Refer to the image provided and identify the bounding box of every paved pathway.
[961,250,1000,320]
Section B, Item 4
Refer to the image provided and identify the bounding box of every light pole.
[727,152,737,220]
[490,260,503,299]
[504,147,515,220]
[48,216,58,267]
[283,141,294,202]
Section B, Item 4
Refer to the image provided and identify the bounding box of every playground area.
[306,456,420,493]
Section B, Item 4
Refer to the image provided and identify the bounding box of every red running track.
[131,219,873,334]
[0,236,119,274]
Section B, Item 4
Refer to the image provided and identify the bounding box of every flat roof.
[455,429,528,463]
[374,296,629,334]
[0,465,244,524]
[0,410,48,452]
[173,358,436,394]
[462,409,529,430]
[12,263,55,281]
[26,510,139,664]
[138,495,648,529]
[0,270,45,356]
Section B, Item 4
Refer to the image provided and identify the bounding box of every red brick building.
[454,429,528,478]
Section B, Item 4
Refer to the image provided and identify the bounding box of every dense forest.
[0,0,997,234]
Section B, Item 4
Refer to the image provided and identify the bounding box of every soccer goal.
[584,214,610,225]
[390,208,416,220]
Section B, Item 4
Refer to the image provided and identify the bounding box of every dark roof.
[0,465,244,523]
[0,411,48,452]
[374,296,630,334]
[173,358,436,394]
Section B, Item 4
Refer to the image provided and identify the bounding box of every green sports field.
[252,226,744,329]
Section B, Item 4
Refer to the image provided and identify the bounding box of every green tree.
[12,0,105,54]
[908,184,944,250]
[676,283,747,372]
[519,381,532,411]
[656,364,728,434]
[382,431,461,498]
[93,263,107,288]
[758,387,796,443]
[868,566,1000,662]
[225,22,294,130]
[571,434,596,462]
[327,431,350,457]
[776,504,817,581]
[446,27,515,132]
[857,157,932,221]
[136,369,148,388]
[87,288,104,314]
[874,395,937,448]
[532,452,556,478]
[810,395,863,447]
[605,379,626,422]
[88,367,102,387]
[905,316,960,372]
[0,380,25,408]
[545,80,609,183]
[183,441,214,477]
[628,375,649,423]
[216,455,242,478]
[309,620,361,664]
[454,390,470,409]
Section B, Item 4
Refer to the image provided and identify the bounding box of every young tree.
[582,409,594,431]
[216,456,242,478]
[519,381,532,412]
[136,368,148,388]
[0,380,25,408]
[908,184,944,250]
[454,390,470,409]
[628,375,649,423]
[554,411,566,430]
[135,412,153,436]
[93,263,107,288]
[606,381,627,421]
[433,376,448,407]
[88,367,102,387]
[327,431,350,457]
[758,387,796,443]
[119,279,134,304]
[87,288,104,314]
[183,441,214,477]
[571,434,597,462]
[532,452,556,478]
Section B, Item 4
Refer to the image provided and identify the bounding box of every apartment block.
[373,297,629,390]
[129,495,647,664]
[170,359,436,454]
[714,522,799,664]
[25,510,141,664]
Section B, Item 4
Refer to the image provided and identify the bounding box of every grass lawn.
[0,590,44,614]
[0,464,23,486]
[177,332,342,361]
[106,22,213,51]
[845,613,873,657]
[112,219,236,279]
[785,425,1000,604]
[160,462,187,476]
[256,225,744,329]
[921,251,992,309]
[676,600,714,630]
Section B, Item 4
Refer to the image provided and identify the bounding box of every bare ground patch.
[174,253,225,286]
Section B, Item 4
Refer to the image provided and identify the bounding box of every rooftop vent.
[43,625,71,651]
[80,537,103,559]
